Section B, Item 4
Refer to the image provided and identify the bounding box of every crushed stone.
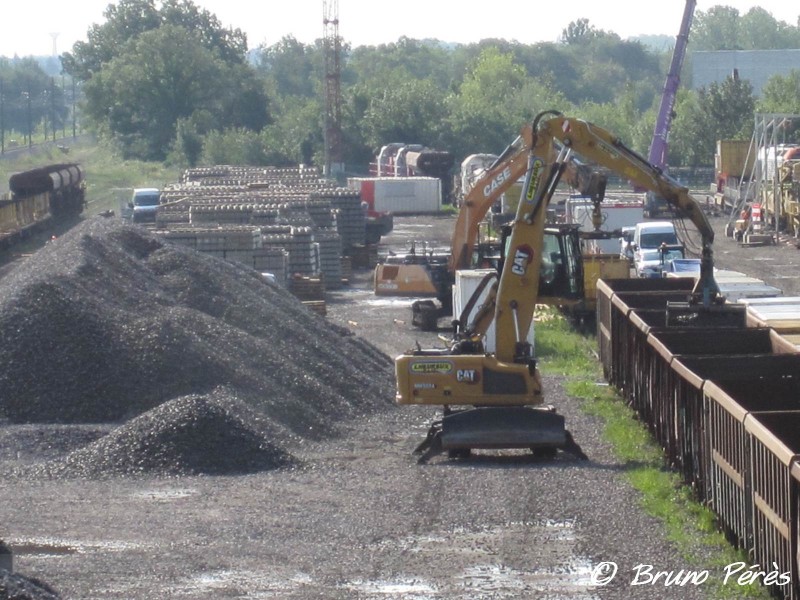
[0,218,394,478]
[27,389,296,478]
[0,570,61,600]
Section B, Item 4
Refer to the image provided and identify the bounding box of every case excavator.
[396,111,744,464]
[375,123,609,331]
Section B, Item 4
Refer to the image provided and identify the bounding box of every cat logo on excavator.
[511,245,534,276]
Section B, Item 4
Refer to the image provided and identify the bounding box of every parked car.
[130,188,161,223]
[632,221,682,278]
[665,258,701,276]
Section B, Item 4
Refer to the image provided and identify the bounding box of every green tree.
[0,58,66,139]
[261,95,324,166]
[257,36,319,99]
[561,19,600,45]
[201,128,268,165]
[444,48,528,156]
[359,78,449,151]
[669,76,755,167]
[575,88,641,152]
[347,37,454,91]
[83,24,267,160]
[692,6,742,50]
[667,89,711,167]
[692,5,800,50]
[62,0,247,79]
[758,70,800,114]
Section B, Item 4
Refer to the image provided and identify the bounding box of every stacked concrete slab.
[153,165,366,290]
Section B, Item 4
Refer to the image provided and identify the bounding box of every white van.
[130,188,161,223]
[632,221,682,278]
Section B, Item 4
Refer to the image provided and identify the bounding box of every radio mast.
[322,0,343,176]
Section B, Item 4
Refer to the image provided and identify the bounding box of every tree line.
[5,0,799,170]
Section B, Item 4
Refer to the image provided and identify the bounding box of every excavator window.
[499,226,583,301]
[539,228,583,300]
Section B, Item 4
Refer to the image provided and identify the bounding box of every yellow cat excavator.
[396,111,740,463]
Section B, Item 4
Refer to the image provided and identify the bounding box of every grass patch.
[1,138,181,214]
[536,308,771,599]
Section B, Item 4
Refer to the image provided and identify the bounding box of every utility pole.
[322,0,343,177]
[72,77,76,138]
[25,80,32,148]
[0,78,4,154]
[50,78,56,141]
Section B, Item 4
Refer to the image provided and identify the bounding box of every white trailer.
[564,195,644,254]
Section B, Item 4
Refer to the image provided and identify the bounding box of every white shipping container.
[348,176,442,214]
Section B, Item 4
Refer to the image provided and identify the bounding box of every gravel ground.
[705,213,800,297]
[0,570,60,600]
[1,207,797,599]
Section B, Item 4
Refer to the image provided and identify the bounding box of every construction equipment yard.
[0,203,798,599]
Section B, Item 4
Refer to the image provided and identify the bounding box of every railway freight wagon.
[0,163,86,248]
[598,277,800,599]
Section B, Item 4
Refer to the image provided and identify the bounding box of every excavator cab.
[538,225,584,303]
[497,224,584,305]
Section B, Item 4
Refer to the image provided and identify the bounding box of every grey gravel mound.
[30,390,295,478]
[0,217,393,440]
[0,570,61,600]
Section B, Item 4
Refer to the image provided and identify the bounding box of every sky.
[1,0,799,58]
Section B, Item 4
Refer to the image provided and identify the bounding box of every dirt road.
[5,208,797,599]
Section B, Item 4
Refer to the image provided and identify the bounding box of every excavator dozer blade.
[443,406,567,449]
[415,406,587,464]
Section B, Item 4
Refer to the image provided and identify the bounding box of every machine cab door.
[499,224,584,302]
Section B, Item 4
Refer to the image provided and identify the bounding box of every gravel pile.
[0,570,61,600]
[0,218,394,473]
[29,390,295,477]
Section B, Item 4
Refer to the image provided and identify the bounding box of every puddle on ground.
[11,541,79,556]
[168,569,314,598]
[357,520,599,599]
[343,578,437,598]
[395,223,436,229]
[458,560,595,596]
[10,536,144,557]
[131,488,197,502]
[364,297,417,308]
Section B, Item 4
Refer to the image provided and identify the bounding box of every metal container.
[705,377,800,552]
[669,355,800,506]
[595,278,694,384]
[646,329,773,497]
[745,411,800,599]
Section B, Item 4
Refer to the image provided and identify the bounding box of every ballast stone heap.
[0,569,61,600]
[31,390,296,478]
[0,218,394,477]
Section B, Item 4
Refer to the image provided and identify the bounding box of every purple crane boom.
[648,0,696,170]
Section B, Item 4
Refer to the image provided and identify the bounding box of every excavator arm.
[538,115,720,306]
[450,123,606,272]
[468,114,728,354]
[450,126,536,271]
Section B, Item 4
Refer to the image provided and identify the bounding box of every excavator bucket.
[413,406,587,464]
[665,302,746,328]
